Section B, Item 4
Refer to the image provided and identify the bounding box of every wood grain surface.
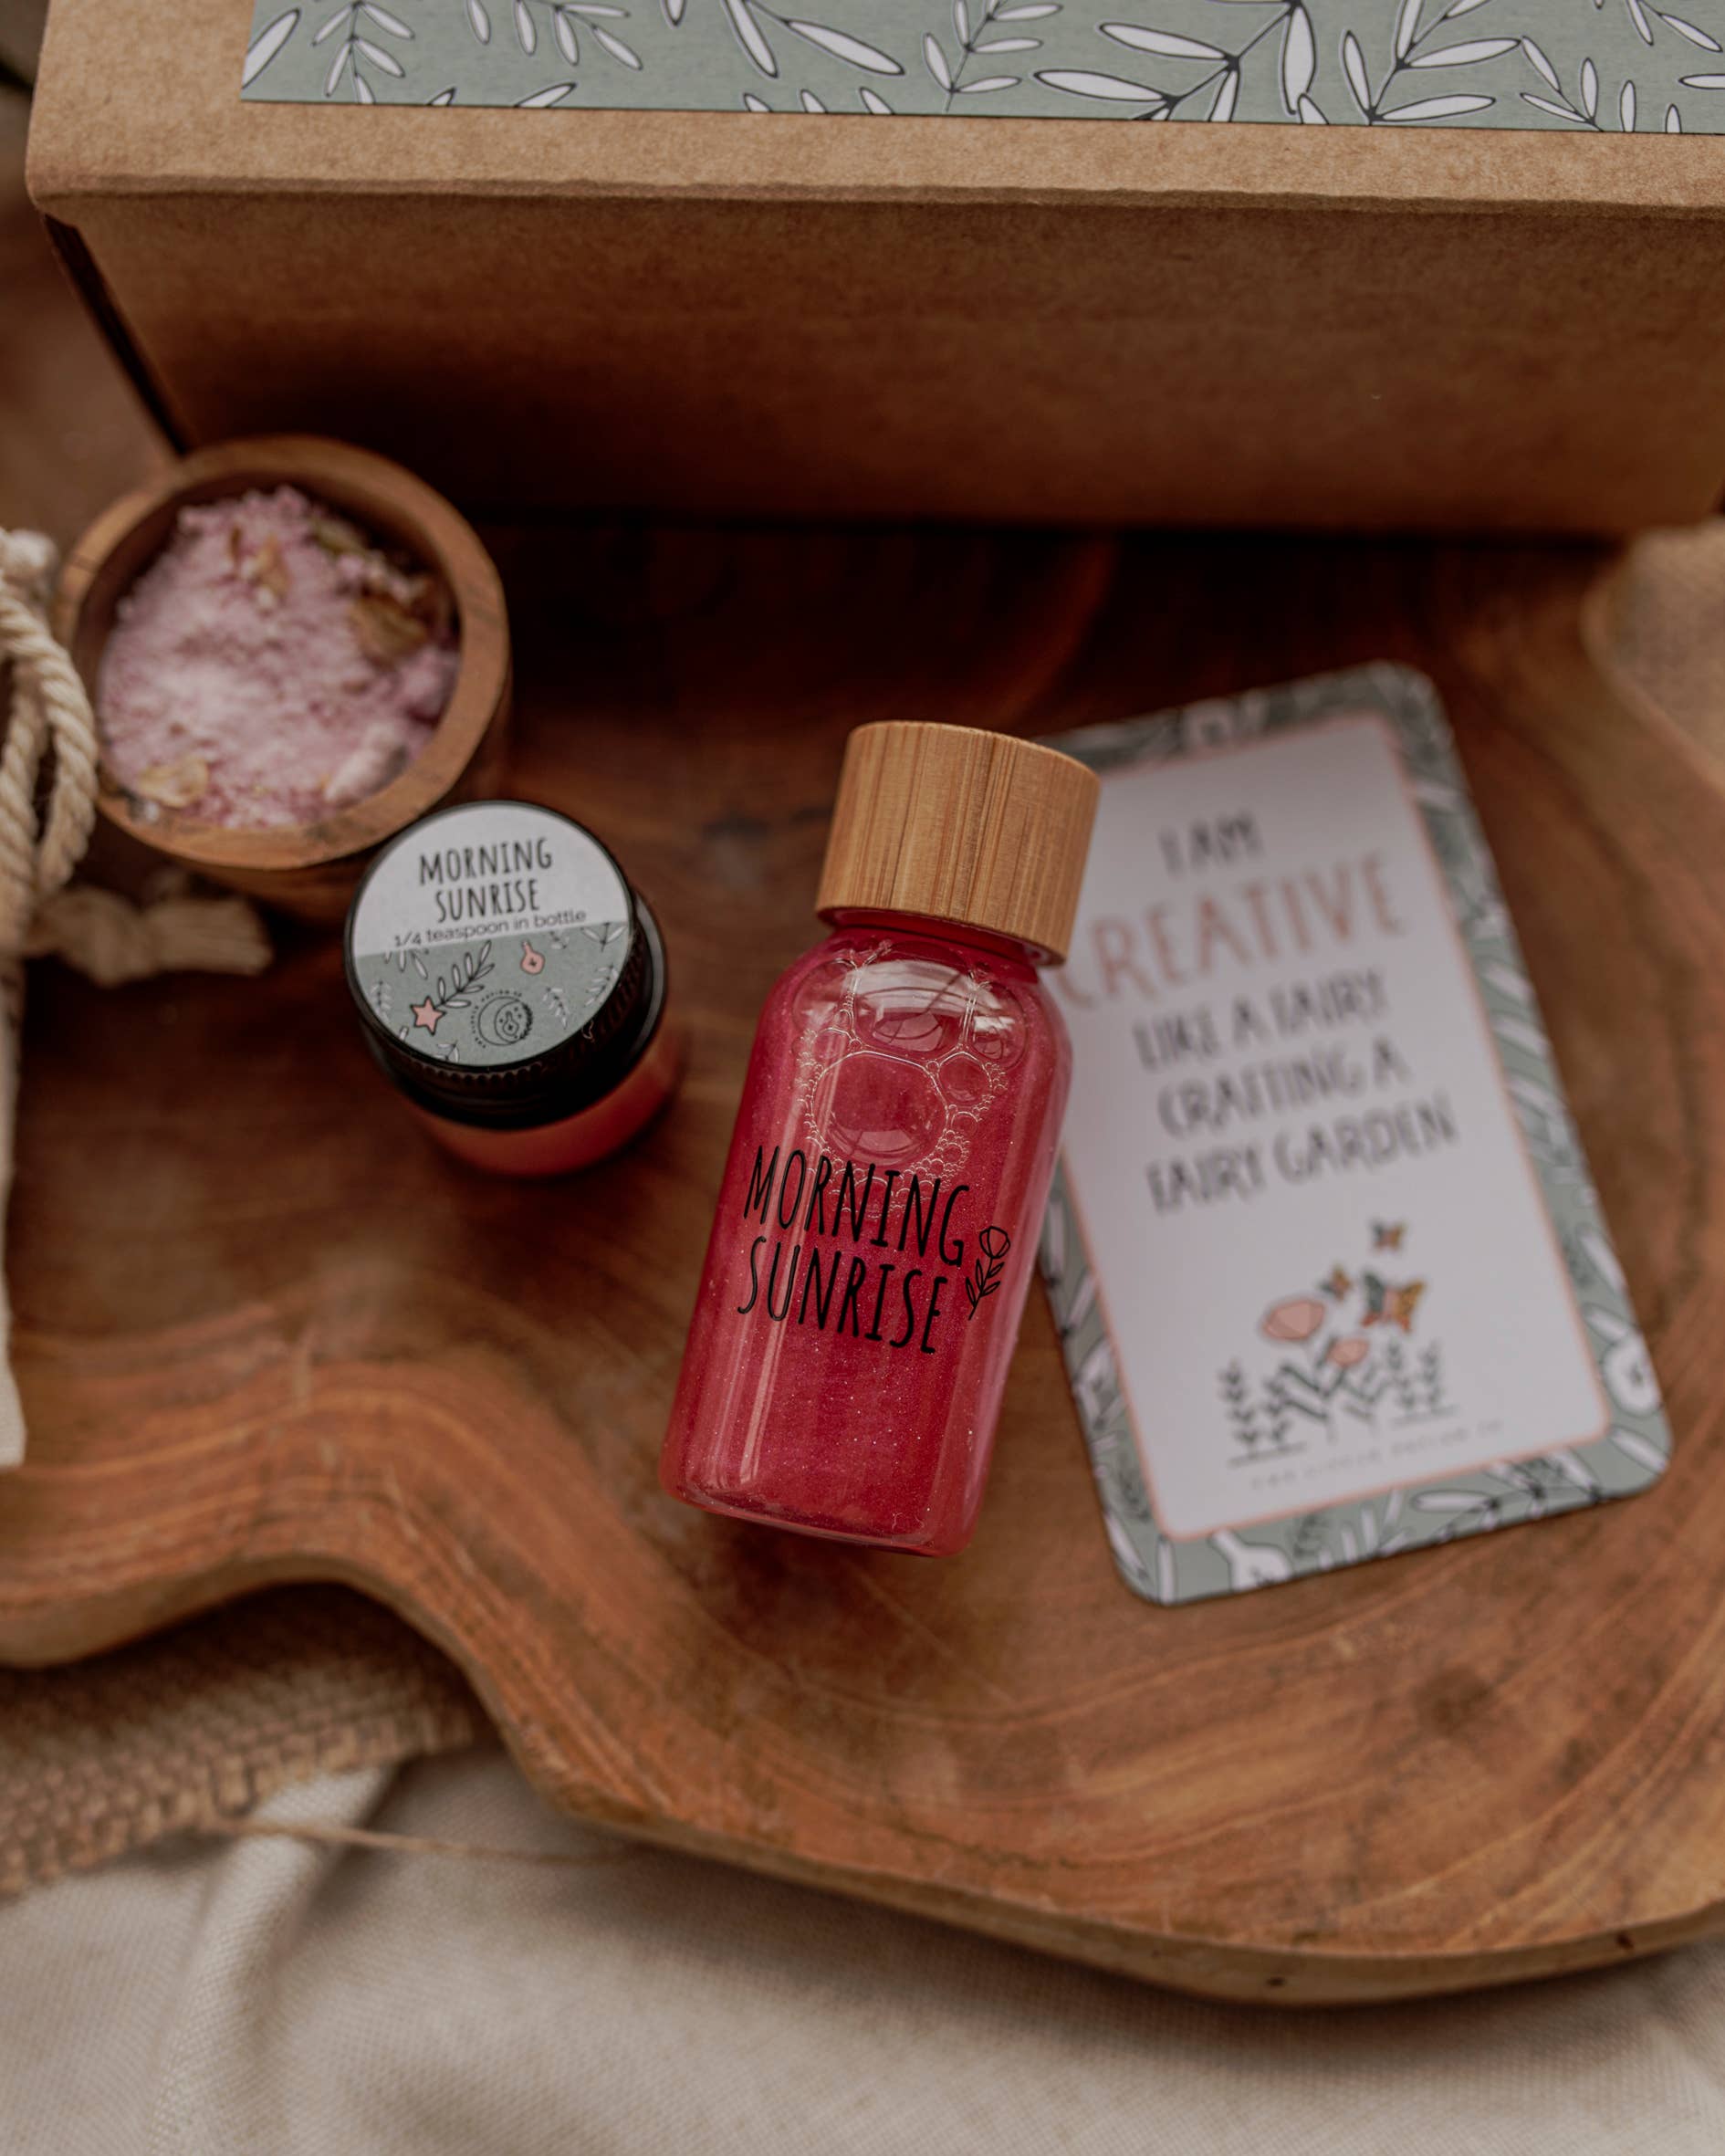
[1,512,1721,2004]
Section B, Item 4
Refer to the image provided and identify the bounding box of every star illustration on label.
[410,998,442,1034]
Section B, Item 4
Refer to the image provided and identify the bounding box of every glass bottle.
[661,721,1099,1556]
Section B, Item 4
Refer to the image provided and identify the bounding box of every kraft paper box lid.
[26,0,1725,533]
[28,0,1725,214]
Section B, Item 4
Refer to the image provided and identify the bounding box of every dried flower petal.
[134,753,210,809]
[243,537,292,602]
[349,592,431,667]
[312,514,370,558]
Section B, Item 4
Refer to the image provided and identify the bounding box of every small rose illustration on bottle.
[965,1225,1012,1319]
[519,941,546,975]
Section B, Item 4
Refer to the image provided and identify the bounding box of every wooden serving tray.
[3,525,1722,2005]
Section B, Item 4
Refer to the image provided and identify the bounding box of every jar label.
[347,801,632,1069]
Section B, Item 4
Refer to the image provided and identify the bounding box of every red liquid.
[661,917,1071,1555]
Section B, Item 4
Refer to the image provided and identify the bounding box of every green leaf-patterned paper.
[242,0,1725,128]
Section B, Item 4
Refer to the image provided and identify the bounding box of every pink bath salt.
[97,486,460,830]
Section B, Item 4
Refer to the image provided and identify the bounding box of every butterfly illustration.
[1373,1221,1407,1251]
[1362,1272,1424,1331]
[1320,1265,1354,1300]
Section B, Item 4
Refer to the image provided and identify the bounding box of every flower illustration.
[1327,1335,1370,1369]
[1260,1295,1325,1344]
[965,1224,1012,1318]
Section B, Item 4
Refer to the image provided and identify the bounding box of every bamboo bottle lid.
[816,722,1101,964]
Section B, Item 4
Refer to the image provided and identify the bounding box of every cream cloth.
[4,1749,1725,2155]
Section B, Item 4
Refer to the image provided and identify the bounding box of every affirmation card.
[1041,665,1670,1604]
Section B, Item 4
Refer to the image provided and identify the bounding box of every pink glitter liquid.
[661,916,1072,1556]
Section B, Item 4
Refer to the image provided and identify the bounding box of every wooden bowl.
[52,435,511,924]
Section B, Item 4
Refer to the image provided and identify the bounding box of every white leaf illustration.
[1490,1015,1552,1059]
[924,30,953,84]
[1442,0,1497,14]
[1101,23,1223,58]
[1679,70,1725,84]
[355,33,404,69]
[325,37,352,91]
[742,89,771,106]
[1581,55,1598,113]
[954,0,968,44]
[997,2,1059,14]
[724,0,778,72]
[1038,65,1161,96]
[1281,5,1314,108]
[1395,0,1420,58]
[555,6,578,59]
[514,0,536,51]
[1061,1268,1099,1340]
[359,2,412,36]
[354,69,375,99]
[859,84,893,109]
[1342,29,1371,113]
[1102,1513,1145,1585]
[1611,1426,1668,1476]
[1209,1529,1292,1589]
[663,0,685,19]
[976,37,1040,50]
[1380,89,1493,115]
[1521,91,1584,118]
[1667,99,1683,126]
[784,19,904,71]
[957,72,1019,87]
[1521,37,1559,88]
[592,25,641,63]
[428,83,456,99]
[1620,77,1636,126]
[465,0,491,41]
[314,7,353,45]
[800,87,826,107]
[1626,0,1653,37]
[243,6,299,81]
[1210,62,1239,117]
[1297,89,1326,119]
[1662,13,1722,48]
[517,78,574,99]
[1412,1490,1482,1512]
[1412,37,1515,63]
[1076,1338,1117,1416]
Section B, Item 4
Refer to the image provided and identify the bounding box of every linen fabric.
[3,1749,1724,2155]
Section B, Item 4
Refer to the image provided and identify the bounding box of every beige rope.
[0,529,273,1469]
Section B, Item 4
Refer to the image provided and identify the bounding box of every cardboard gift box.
[26,0,1725,532]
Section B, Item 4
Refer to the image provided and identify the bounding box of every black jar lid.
[343,800,666,1133]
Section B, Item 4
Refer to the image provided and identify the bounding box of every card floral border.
[1039,663,1671,1606]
